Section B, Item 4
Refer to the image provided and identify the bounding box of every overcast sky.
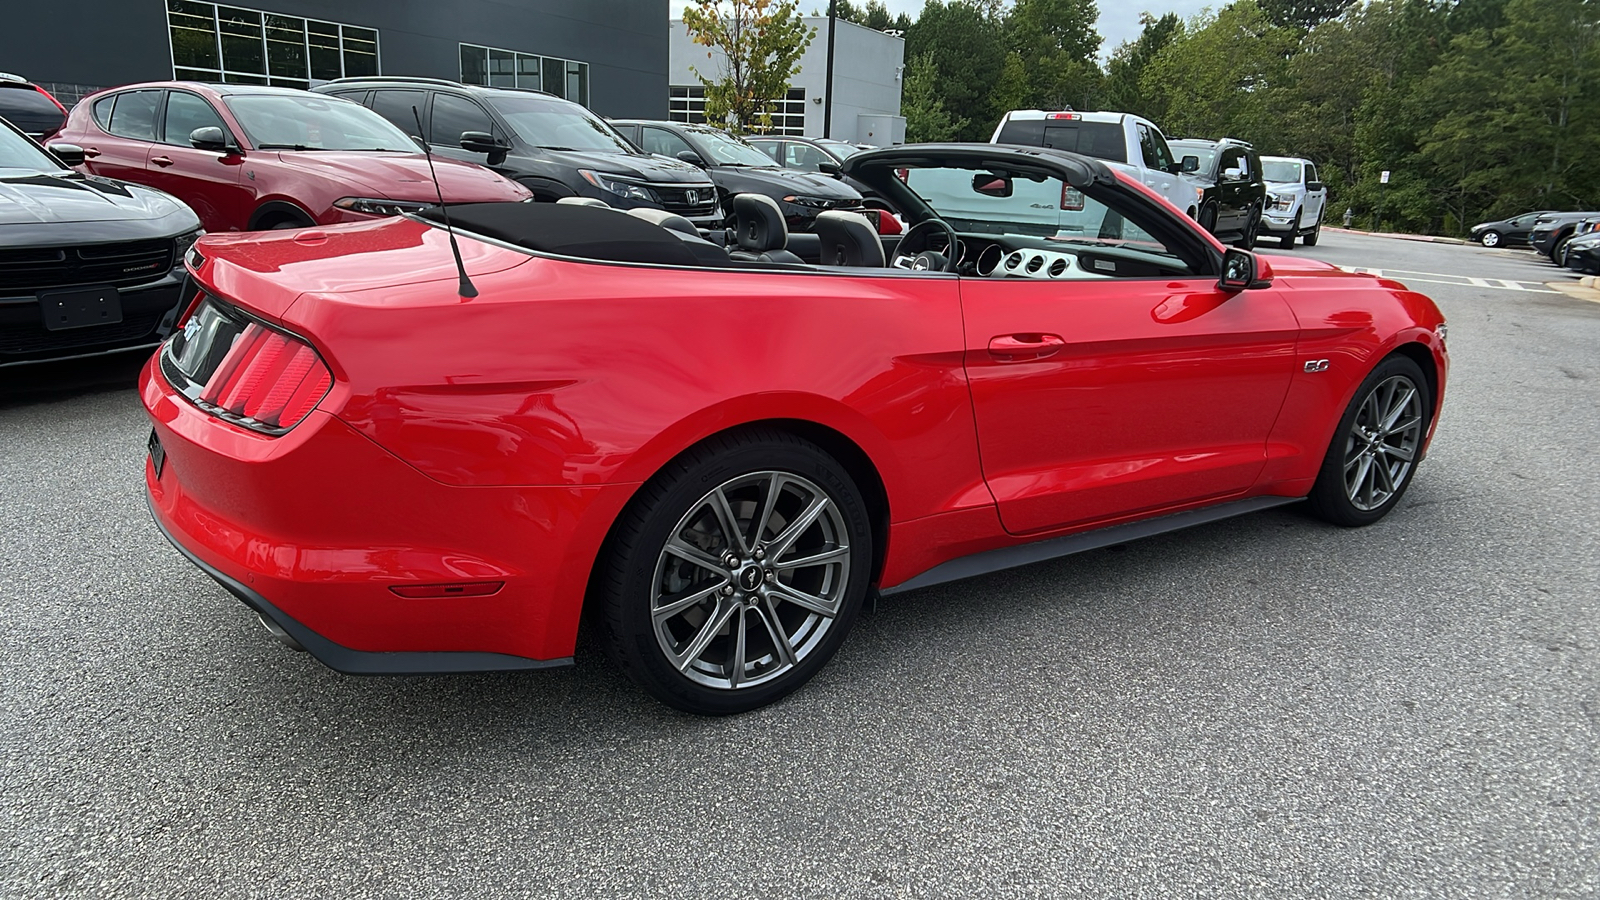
[863,0,1213,59]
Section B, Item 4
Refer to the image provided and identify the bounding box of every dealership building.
[669,17,905,146]
[0,0,670,116]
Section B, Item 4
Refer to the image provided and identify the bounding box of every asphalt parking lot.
[2,232,1596,898]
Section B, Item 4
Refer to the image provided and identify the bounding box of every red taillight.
[1046,112,1080,121]
[1061,185,1085,211]
[389,582,505,599]
[197,322,331,432]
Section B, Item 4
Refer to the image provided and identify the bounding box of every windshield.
[488,96,635,152]
[0,124,60,174]
[225,95,416,151]
[1262,160,1302,184]
[902,164,1182,264]
[816,140,862,158]
[688,129,778,166]
[1171,141,1218,175]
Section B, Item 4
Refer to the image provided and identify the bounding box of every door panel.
[84,89,163,183]
[961,277,1300,534]
[141,91,249,232]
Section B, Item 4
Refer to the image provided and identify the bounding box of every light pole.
[823,0,836,139]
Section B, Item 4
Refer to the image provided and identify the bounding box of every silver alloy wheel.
[1481,231,1501,248]
[651,471,851,690]
[1343,374,1424,511]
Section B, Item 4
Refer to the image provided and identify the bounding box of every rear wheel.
[1302,215,1321,246]
[1280,212,1300,249]
[596,430,873,715]
[1307,355,1431,527]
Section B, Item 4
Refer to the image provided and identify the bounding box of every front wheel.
[1302,216,1321,246]
[1480,230,1501,248]
[1307,356,1431,527]
[1280,212,1300,249]
[596,430,873,715]
[1234,205,1260,250]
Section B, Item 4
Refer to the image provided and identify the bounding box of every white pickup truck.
[1259,156,1328,248]
[990,109,1198,217]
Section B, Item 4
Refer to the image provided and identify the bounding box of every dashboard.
[957,235,1193,281]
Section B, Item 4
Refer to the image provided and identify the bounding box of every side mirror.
[47,142,85,166]
[1218,248,1272,292]
[1181,155,1200,173]
[971,173,1012,198]
[1306,181,1324,192]
[676,150,706,167]
[819,160,842,177]
[460,131,510,154]
[1223,166,1243,182]
[190,127,232,153]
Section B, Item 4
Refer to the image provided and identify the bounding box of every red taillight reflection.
[198,322,331,432]
[1061,185,1085,211]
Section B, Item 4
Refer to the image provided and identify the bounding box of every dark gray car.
[0,116,199,366]
[314,78,722,227]
[1468,209,1556,248]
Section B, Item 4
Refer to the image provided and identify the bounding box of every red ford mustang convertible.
[141,144,1448,714]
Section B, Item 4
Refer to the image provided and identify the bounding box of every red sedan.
[141,144,1448,714]
[52,83,529,232]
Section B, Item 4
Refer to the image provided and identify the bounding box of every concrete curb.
[1323,227,1470,245]
[1547,277,1600,303]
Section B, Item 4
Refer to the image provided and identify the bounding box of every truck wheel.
[1303,215,1321,247]
[1280,212,1299,249]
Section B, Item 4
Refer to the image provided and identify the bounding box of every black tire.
[596,429,873,715]
[1198,203,1218,235]
[1479,230,1501,248]
[1234,204,1259,250]
[1307,355,1432,527]
[1555,237,1573,267]
[1302,217,1320,246]
[1280,212,1299,249]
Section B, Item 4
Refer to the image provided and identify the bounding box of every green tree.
[901,50,967,141]
[1139,1,1296,143]
[904,0,1007,140]
[1258,0,1356,31]
[683,0,817,134]
[1004,0,1103,111]
[1101,12,1182,115]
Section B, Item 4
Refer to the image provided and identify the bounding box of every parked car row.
[1468,208,1600,268]
[989,109,1327,250]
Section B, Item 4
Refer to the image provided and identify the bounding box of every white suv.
[991,110,1196,217]
[1260,156,1328,248]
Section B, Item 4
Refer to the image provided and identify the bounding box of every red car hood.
[268,151,531,203]
[191,216,531,322]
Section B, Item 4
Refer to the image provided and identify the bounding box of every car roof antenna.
[411,105,478,299]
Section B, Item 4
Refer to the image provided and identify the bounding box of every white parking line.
[1337,266,1558,293]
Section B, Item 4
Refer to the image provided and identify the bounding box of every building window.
[166,1,379,88]
[670,86,806,135]
[459,43,590,107]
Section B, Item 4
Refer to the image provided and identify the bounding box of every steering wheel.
[893,218,960,273]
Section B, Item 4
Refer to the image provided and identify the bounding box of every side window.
[1237,152,1253,178]
[1147,129,1176,173]
[1220,149,1244,178]
[106,90,162,141]
[162,92,227,145]
[1305,163,1319,184]
[752,141,782,164]
[369,89,427,134]
[430,94,496,145]
[92,95,115,130]
[787,143,827,172]
[1135,124,1158,169]
[640,127,693,159]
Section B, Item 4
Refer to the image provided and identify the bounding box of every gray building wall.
[669,17,904,145]
[0,0,669,117]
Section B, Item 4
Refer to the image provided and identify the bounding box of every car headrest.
[626,207,699,236]
[557,197,610,208]
[814,210,885,267]
[732,193,788,253]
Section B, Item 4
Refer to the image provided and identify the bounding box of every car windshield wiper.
[536,145,577,151]
[256,143,325,151]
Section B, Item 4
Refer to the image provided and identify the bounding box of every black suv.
[313,78,721,227]
[1169,138,1266,248]
[0,73,68,140]
[608,120,862,232]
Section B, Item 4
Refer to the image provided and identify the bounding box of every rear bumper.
[141,356,634,669]
[0,269,186,367]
